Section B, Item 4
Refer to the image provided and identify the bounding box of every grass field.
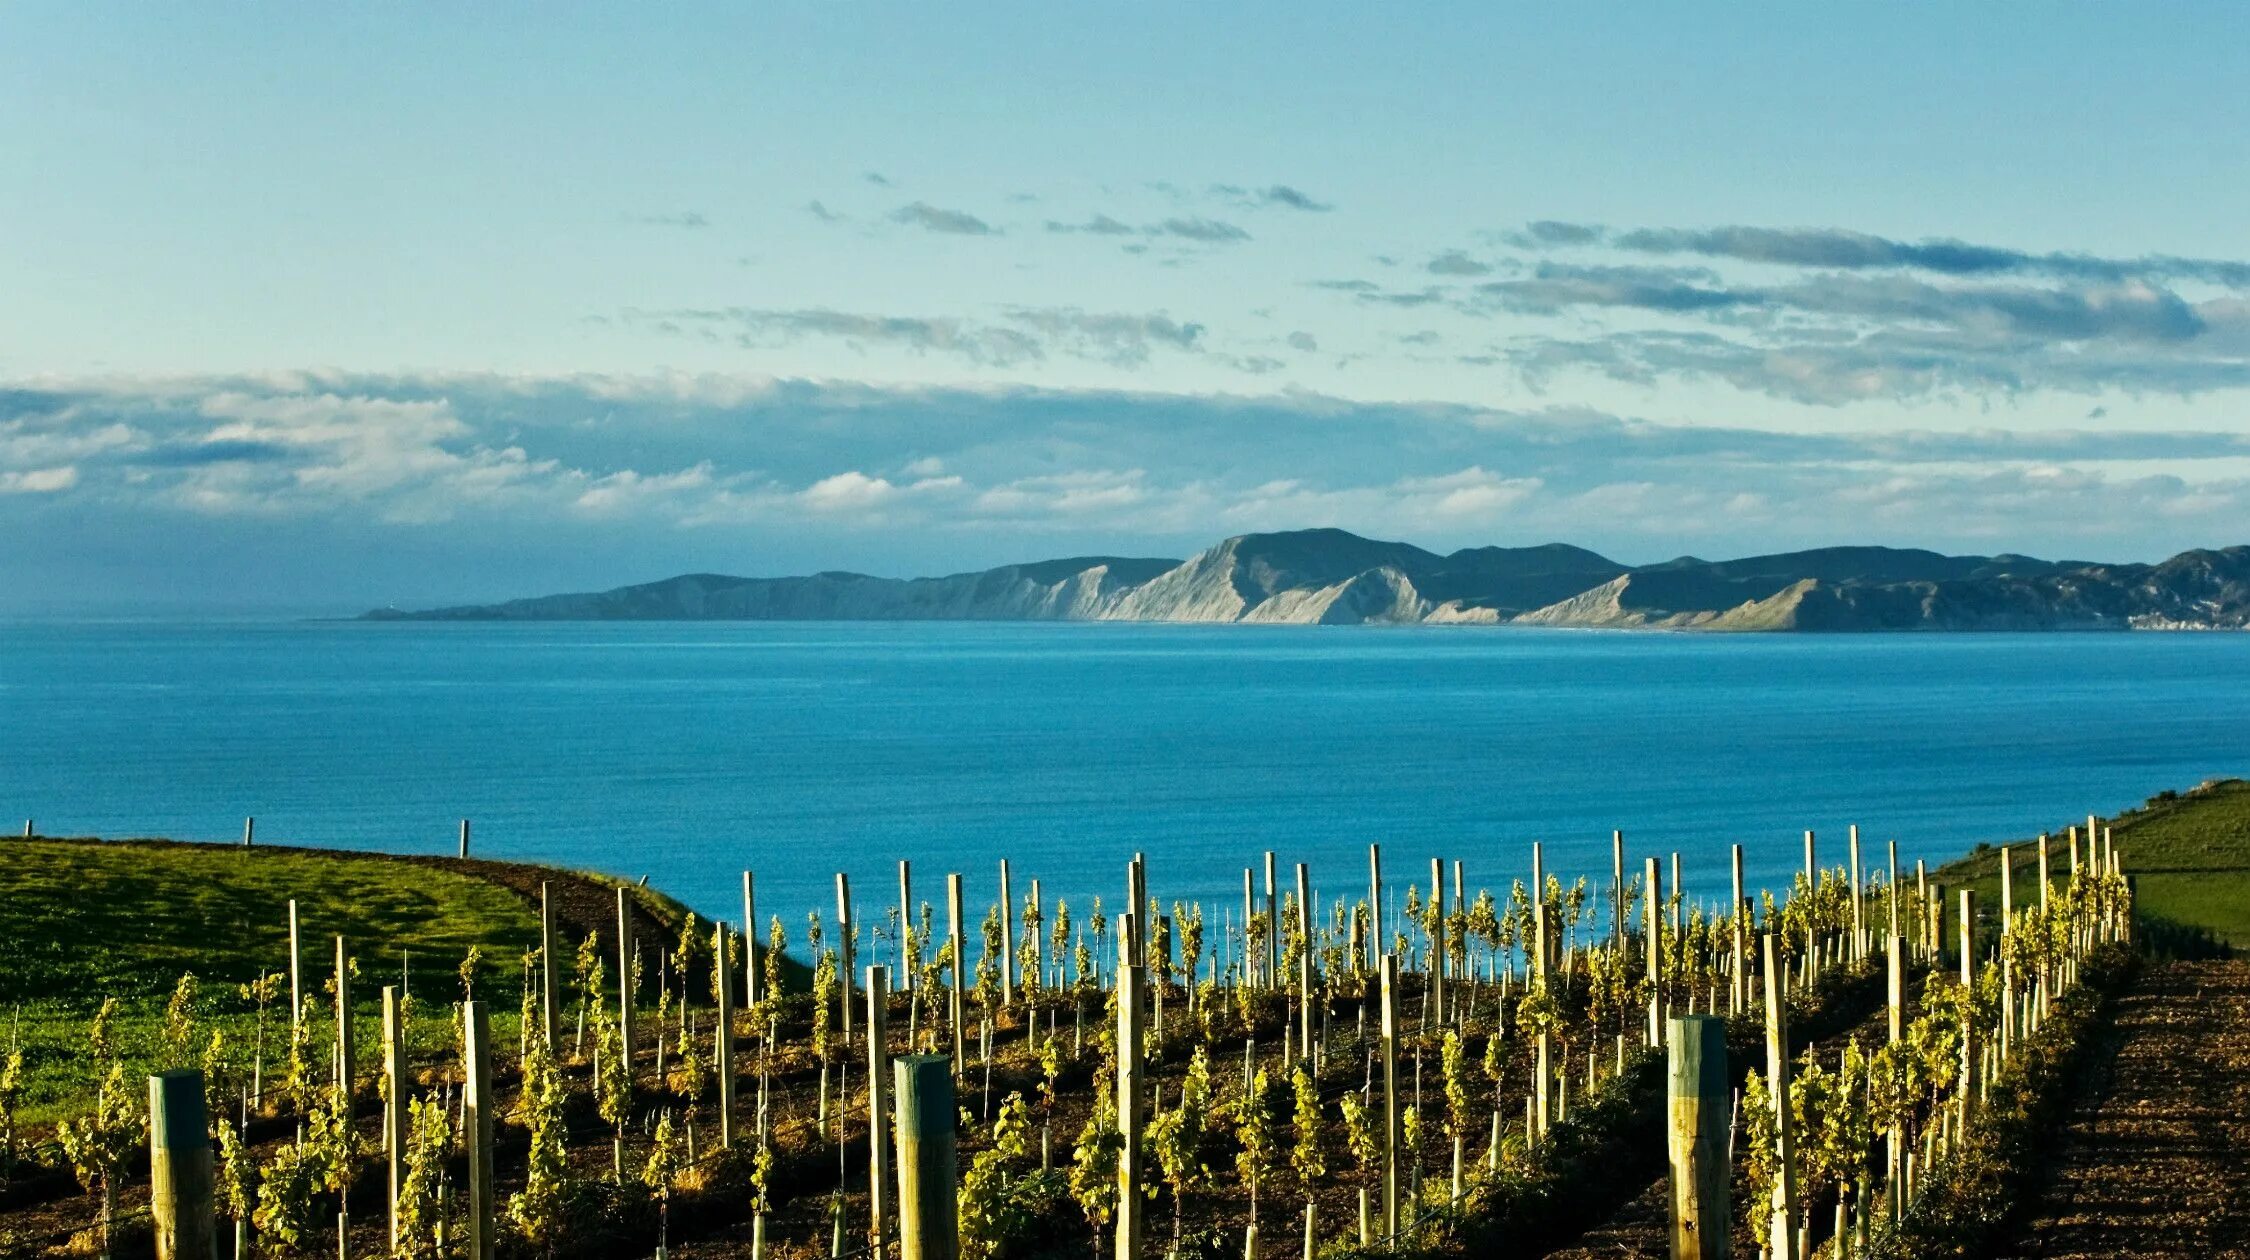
[0,836,692,1125]
[1937,777,2250,950]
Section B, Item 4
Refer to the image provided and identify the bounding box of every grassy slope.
[1936,778,2250,947]
[0,836,699,1125]
[0,839,543,1003]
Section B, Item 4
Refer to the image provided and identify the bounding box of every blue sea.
[4,621,2246,932]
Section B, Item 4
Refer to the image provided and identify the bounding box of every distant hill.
[364,530,2250,631]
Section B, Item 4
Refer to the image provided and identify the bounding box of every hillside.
[366,529,2250,631]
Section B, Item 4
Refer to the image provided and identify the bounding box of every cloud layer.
[4,373,2245,612]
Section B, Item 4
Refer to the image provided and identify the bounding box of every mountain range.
[364,528,2250,631]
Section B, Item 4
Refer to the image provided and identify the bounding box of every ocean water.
[3,620,2246,934]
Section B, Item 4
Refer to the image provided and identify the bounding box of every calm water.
[3,621,2246,932]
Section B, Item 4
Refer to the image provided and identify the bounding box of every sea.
[4,620,2246,937]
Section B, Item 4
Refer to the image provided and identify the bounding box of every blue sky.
[5,5,2250,612]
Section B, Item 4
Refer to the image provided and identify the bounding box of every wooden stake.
[1613,830,1626,947]
[1666,1016,1729,1260]
[1379,954,1402,1239]
[383,987,406,1253]
[1297,862,1314,1058]
[334,936,354,1098]
[838,873,856,1039]
[1764,934,1799,1260]
[242,817,254,848]
[462,1000,495,1260]
[742,871,759,1012]
[1958,890,1978,1116]
[615,886,634,1074]
[457,818,470,859]
[715,920,736,1148]
[867,965,894,1256]
[1428,856,1445,1020]
[1367,844,1382,973]
[948,873,967,1072]
[288,900,304,1028]
[149,1069,217,1260]
[539,883,559,1049]
[1730,844,1746,1015]
[895,1055,958,1260]
[900,861,915,994]
[999,860,1015,1006]
[1645,857,1663,1047]
[1116,929,1145,1260]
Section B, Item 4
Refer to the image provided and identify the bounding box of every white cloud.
[0,465,78,494]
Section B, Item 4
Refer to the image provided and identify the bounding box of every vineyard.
[0,799,2156,1260]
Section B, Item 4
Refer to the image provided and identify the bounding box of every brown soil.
[1999,960,2250,1259]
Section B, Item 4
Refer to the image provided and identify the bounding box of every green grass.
[1937,778,2250,950]
[0,838,559,1127]
[0,838,544,1004]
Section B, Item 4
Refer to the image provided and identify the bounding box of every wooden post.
[458,818,470,859]
[1886,934,1903,1044]
[1914,860,1928,960]
[743,871,759,1012]
[1265,851,1280,990]
[334,936,354,1097]
[383,987,407,1254]
[1532,841,1547,980]
[1849,824,1863,963]
[999,860,1016,1006]
[1428,855,1445,1020]
[1763,935,1799,1260]
[900,860,915,994]
[1379,954,1402,1239]
[1613,830,1627,947]
[462,1000,496,1260]
[838,873,856,1039]
[1367,844,1382,973]
[1297,862,1314,1058]
[948,873,967,1072]
[288,899,304,1027]
[539,883,559,1049]
[1672,850,1683,939]
[1958,890,1977,1116]
[149,1069,217,1260]
[1116,933,1145,1260]
[242,817,254,847]
[868,965,893,1256]
[1887,840,1900,941]
[1243,868,1257,987]
[1646,857,1663,1047]
[1667,1016,1729,1260]
[1729,845,1746,1015]
[715,920,736,1148]
[895,1056,959,1260]
[615,887,635,1074]
[1999,846,2015,1052]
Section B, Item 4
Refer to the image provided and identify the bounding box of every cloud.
[1045,214,1136,236]
[1044,213,1249,244]
[1211,184,1332,212]
[1514,220,2250,289]
[806,200,846,223]
[1426,250,1494,277]
[888,202,998,235]
[629,305,1206,369]
[1287,332,1319,352]
[11,372,2250,611]
[864,171,895,187]
[627,211,711,229]
[1152,216,1249,243]
[0,465,77,493]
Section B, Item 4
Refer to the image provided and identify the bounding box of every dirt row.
[1997,959,2250,1259]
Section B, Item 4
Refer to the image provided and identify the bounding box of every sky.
[5,5,2250,614]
